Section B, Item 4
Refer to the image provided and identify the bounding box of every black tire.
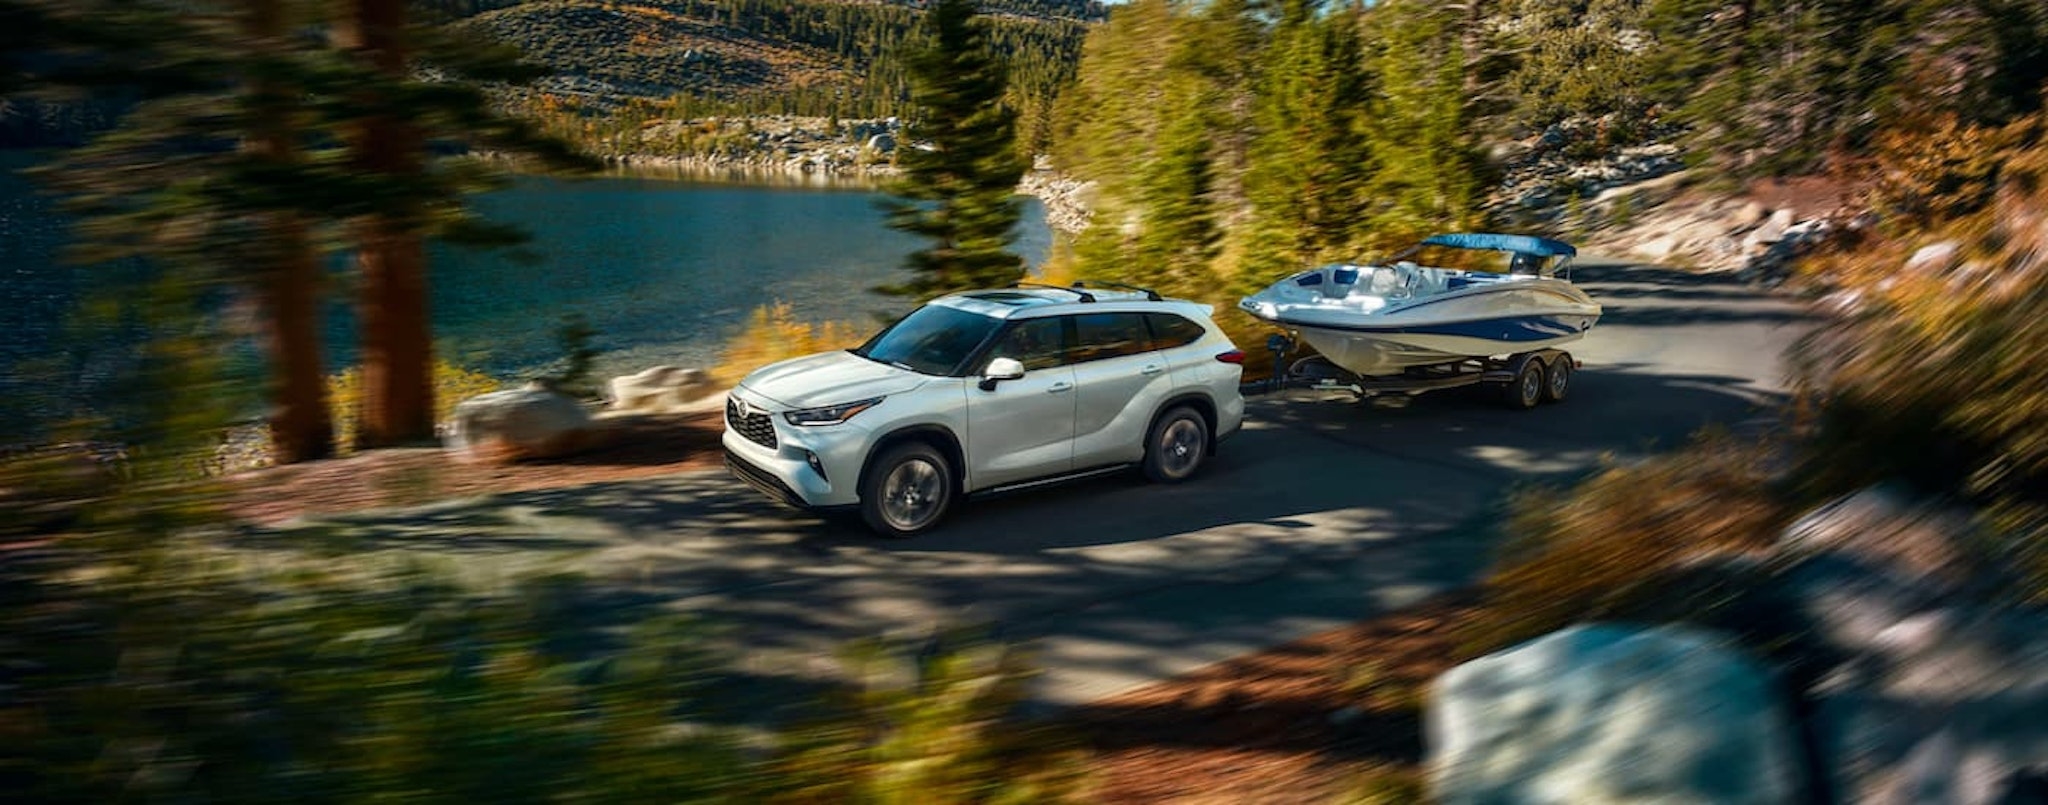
[1542,354,1573,403]
[1143,406,1210,484]
[1503,357,1544,410]
[859,441,954,537]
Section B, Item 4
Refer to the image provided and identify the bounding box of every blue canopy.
[1420,233,1577,258]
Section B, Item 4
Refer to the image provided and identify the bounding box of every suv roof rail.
[1011,281,1095,302]
[1070,280,1162,302]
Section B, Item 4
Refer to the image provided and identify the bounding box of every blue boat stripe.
[1275,314,1590,342]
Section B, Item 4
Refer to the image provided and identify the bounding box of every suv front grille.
[727,395,778,449]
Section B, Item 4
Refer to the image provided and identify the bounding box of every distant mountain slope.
[447,0,1099,119]
[459,3,852,101]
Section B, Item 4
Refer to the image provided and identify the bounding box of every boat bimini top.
[1408,233,1578,277]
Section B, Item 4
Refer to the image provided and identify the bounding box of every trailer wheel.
[1543,354,1573,404]
[1504,356,1544,410]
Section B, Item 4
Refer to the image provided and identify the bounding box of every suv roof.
[935,286,1209,321]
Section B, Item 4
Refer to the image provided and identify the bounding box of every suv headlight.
[783,397,883,427]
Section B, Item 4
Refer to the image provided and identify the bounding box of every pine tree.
[1238,1,1377,283]
[881,0,1030,299]
[1361,0,1483,243]
[23,0,592,461]
[339,0,433,448]
[247,0,333,462]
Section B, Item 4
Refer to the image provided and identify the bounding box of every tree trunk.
[247,0,334,463]
[340,0,434,448]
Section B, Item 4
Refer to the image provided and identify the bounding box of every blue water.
[428,174,1048,380]
[1,157,1051,391]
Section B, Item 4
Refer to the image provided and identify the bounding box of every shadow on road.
[233,260,1804,720]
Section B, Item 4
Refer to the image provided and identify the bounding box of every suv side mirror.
[979,357,1025,391]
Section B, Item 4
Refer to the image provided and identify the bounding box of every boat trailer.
[1243,334,1578,410]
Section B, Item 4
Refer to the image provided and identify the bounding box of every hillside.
[452,0,1098,129]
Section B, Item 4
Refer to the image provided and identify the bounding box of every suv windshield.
[855,303,1003,376]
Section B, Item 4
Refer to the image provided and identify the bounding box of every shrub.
[532,312,603,400]
[710,302,867,388]
[1,545,750,803]
[1462,436,1798,659]
[3,531,1089,802]
[1339,765,1427,805]
[1864,114,2039,228]
[764,638,1090,804]
[1796,140,2048,599]
[1799,140,2048,505]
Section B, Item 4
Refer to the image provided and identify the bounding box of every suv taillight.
[1215,349,1246,364]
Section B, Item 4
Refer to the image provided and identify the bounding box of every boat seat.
[1368,266,1405,297]
[1319,269,1353,299]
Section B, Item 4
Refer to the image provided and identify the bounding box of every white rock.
[1632,235,1679,261]
[1735,201,1768,227]
[447,384,596,461]
[1744,210,1794,254]
[1904,241,1961,276]
[1428,623,1804,805]
[608,366,714,414]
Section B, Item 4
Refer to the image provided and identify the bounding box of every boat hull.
[1288,312,1596,375]
[1240,276,1601,376]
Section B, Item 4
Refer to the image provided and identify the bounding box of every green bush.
[2,537,1089,802]
[1,543,749,803]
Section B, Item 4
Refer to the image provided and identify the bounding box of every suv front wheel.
[1143,406,1210,484]
[860,441,955,537]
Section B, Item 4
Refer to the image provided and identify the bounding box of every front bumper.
[724,449,807,508]
[720,391,871,508]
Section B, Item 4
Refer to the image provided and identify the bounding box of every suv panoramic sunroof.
[962,291,1056,306]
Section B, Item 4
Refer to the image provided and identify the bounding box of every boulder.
[1743,209,1796,254]
[1734,200,1769,228]
[1903,241,1962,277]
[1781,485,1998,600]
[865,133,896,154]
[608,365,715,414]
[1777,487,2048,804]
[447,384,597,461]
[1632,235,1679,261]
[1428,623,1805,805]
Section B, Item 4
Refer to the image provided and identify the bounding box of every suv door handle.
[1140,364,1164,376]
[1047,381,1074,394]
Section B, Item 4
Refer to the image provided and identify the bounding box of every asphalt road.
[272,258,1810,709]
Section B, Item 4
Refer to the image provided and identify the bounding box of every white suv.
[723,285,1247,536]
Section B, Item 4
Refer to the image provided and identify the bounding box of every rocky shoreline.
[567,114,1100,235]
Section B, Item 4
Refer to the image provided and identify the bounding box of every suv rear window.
[1071,313,1153,363]
[1145,313,1206,351]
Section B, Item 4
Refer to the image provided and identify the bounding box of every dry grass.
[1463,436,1797,658]
[324,361,505,455]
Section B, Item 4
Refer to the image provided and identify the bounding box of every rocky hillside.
[456,0,1098,115]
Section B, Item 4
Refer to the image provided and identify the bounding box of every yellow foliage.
[1464,437,1794,658]
[327,361,504,454]
[710,303,867,388]
[1866,114,2039,227]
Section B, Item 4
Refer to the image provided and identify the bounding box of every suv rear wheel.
[1143,406,1209,484]
[860,441,954,537]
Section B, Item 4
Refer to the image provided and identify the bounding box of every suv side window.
[986,317,1068,371]
[1071,313,1153,364]
[1145,313,1206,351]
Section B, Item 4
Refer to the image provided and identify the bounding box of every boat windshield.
[854,303,1004,376]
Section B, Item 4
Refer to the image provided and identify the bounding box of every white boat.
[1238,233,1601,377]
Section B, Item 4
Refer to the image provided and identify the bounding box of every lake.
[0,157,1052,391]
